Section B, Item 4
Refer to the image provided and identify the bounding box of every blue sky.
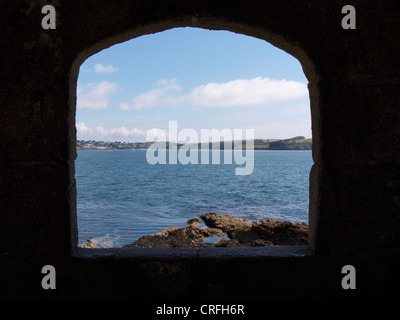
[76,27,311,142]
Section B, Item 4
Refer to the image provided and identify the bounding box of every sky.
[76,27,311,143]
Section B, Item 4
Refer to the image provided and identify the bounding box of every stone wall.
[0,0,399,300]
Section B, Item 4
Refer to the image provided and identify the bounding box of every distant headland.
[77,136,312,151]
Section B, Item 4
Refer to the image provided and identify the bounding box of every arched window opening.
[75,27,312,249]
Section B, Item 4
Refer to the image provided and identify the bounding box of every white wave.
[79,233,120,248]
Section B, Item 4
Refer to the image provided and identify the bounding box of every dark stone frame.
[1,0,399,300]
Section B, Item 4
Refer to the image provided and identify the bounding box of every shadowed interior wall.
[0,0,399,300]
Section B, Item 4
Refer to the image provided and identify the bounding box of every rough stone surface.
[122,213,309,248]
[123,220,225,248]
[201,213,308,246]
[0,0,399,300]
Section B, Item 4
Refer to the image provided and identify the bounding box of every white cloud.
[76,122,92,134]
[119,79,182,110]
[145,128,169,141]
[95,126,147,139]
[119,77,308,110]
[77,81,118,110]
[76,124,169,142]
[94,63,119,74]
[187,77,308,107]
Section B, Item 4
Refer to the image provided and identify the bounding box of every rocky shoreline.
[122,213,308,248]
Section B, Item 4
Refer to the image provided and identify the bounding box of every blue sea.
[76,149,313,248]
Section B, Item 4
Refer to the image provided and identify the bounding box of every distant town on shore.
[77,136,312,151]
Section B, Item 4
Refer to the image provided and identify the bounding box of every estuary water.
[76,149,313,248]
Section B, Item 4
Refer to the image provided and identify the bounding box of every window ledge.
[72,245,313,260]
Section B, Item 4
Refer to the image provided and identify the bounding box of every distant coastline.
[77,136,312,151]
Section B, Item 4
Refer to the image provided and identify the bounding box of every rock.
[200,213,308,245]
[123,222,225,248]
[124,234,172,248]
[215,238,241,247]
[123,213,308,248]
[251,219,308,245]
[249,239,274,247]
[155,226,180,236]
[200,213,251,233]
[80,239,95,248]
[187,218,201,225]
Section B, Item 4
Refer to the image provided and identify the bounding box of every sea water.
[76,149,313,248]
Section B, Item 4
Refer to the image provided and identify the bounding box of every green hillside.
[77,136,312,150]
